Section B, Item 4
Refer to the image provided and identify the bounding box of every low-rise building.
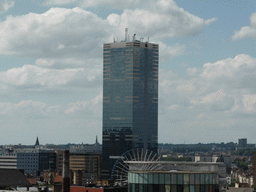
[125,161,226,192]
[128,171,219,192]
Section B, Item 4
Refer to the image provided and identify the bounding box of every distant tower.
[95,135,99,147]
[35,137,39,146]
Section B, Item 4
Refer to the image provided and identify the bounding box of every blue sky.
[0,0,255,145]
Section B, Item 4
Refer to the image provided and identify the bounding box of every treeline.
[172,145,212,153]
[159,142,236,153]
[162,157,192,162]
[235,148,256,156]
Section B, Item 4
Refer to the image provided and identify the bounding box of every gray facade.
[102,39,159,178]
[17,151,39,176]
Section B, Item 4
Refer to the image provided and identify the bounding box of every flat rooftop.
[129,170,218,174]
[125,161,224,165]
[104,40,158,49]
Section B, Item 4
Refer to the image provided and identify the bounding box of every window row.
[128,184,218,192]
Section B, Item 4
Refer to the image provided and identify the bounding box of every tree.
[217,155,224,162]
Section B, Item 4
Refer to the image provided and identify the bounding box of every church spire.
[95,135,98,144]
[35,137,39,146]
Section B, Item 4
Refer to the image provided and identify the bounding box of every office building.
[17,149,56,176]
[70,153,101,184]
[102,29,159,178]
[56,150,101,185]
[0,148,17,169]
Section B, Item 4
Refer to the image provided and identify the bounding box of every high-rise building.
[238,138,247,148]
[102,30,159,178]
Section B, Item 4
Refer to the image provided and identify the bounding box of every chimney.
[62,150,70,192]
[125,28,128,42]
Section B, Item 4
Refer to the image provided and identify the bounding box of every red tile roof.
[70,186,104,192]
[27,178,37,185]
[54,175,63,183]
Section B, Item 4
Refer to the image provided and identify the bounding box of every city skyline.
[0,0,255,145]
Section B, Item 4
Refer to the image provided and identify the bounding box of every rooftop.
[0,169,31,187]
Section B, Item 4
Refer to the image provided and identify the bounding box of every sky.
[0,0,255,145]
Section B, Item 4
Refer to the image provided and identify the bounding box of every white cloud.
[200,54,256,90]
[80,0,142,9]
[0,0,225,144]
[0,100,49,118]
[0,0,14,13]
[107,4,216,40]
[65,93,102,114]
[242,95,256,112]
[158,54,256,143]
[158,42,186,62]
[195,113,212,120]
[44,0,77,5]
[0,1,215,62]
[44,0,142,9]
[0,7,110,58]
[0,97,102,144]
[205,17,217,25]
[168,104,179,110]
[0,65,102,89]
[186,67,201,77]
[159,54,256,123]
[35,58,102,69]
[65,101,89,114]
[191,89,227,105]
[191,89,235,111]
[232,12,256,40]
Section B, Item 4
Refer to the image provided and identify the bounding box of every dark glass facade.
[38,152,56,174]
[102,41,159,178]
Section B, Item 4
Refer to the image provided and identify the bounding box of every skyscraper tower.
[102,29,159,178]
